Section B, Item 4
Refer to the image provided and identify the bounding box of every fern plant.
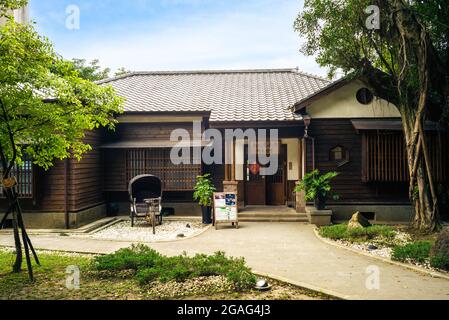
[295,169,339,209]
[193,174,216,207]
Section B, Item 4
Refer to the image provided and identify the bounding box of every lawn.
[0,247,329,300]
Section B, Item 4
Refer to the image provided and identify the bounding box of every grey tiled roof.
[99,69,330,122]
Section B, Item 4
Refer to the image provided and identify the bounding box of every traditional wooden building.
[1,69,447,228]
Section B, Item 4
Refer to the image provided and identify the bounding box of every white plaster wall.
[235,139,245,181]
[281,138,299,181]
[306,80,400,119]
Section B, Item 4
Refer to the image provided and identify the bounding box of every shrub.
[430,228,449,271]
[320,224,395,242]
[430,254,449,270]
[226,263,256,291]
[294,169,339,204]
[392,241,432,263]
[193,174,216,207]
[96,246,256,290]
[94,244,162,271]
[319,224,347,240]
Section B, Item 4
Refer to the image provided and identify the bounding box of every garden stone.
[186,224,191,228]
[431,227,449,257]
[368,244,378,251]
[347,212,371,229]
[177,233,185,238]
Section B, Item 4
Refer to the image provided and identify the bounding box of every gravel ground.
[78,220,208,242]
[333,230,411,259]
[329,230,449,273]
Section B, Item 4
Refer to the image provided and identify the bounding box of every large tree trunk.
[402,111,440,232]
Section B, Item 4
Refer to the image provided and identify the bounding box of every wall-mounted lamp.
[303,114,311,138]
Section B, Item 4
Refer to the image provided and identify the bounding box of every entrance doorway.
[244,144,287,206]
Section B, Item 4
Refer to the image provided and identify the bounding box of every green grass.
[0,249,144,300]
[319,224,396,243]
[391,241,433,263]
[0,247,325,300]
[94,245,256,291]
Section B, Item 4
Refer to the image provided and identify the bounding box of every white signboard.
[213,192,238,229]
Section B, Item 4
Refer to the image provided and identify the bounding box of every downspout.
[64,158,69,229]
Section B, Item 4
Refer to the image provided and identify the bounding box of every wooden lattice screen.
[0,159,34,199]
[362,132,448,183]
[126,149,201,191]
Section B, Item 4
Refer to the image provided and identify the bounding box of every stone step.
[239,216,309,222]
[238,212,305,218]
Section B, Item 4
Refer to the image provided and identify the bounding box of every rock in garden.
[347,211,371,229]
[186,224,191,228]
[177,233,185,238]
[431,227,449,257]
[368,244,378,251]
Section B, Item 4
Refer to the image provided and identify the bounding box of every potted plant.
[295,169,339,210]
[193,174,216,224]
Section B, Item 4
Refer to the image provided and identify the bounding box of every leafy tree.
[295,0,449,231]
[0,11,123,278]
[0,0,27,14]
[115,67,131,77]
[72,58,111,81]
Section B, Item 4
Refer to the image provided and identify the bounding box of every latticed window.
[362,132,448,183]
[0,157,34,198]
[126,149,201,191]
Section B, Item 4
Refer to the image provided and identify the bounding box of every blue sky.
[29,0,326,76]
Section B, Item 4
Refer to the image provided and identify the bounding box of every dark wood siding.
[105,122,194,143]
[0,129,106,213]
[306,119,409,204]
[68,130,105,211]
[103,122,200,192]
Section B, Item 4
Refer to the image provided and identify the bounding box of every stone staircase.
[238,206,308,222]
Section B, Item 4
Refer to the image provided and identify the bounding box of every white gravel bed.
[334,239,393,259]
[329,230,448,273]
[79,220,208,242]
[0,246,96,257]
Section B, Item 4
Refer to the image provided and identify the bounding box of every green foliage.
[193,174,216,207]
[115,67,131,77]
[430,254,449,271]
[0,0,27,15]
[430,228,449,270]
[294,0,449,230]
[295,169,339,202]
[392,241,432,263]
[0,19,123,170]
[94,245,256,290]
[71,58,111,82]
[320,224,395,242]
[431,227,449,257]
[94,245,162,271]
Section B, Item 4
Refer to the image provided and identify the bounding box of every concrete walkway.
[1,222,449,300]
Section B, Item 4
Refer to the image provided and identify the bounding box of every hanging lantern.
[249,163,260,175]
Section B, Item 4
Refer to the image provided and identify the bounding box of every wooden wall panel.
[306,119,409,204]
[68,130,105,211]
[103,122,199,193]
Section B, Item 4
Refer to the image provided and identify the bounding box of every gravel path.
[74,221,208,242]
